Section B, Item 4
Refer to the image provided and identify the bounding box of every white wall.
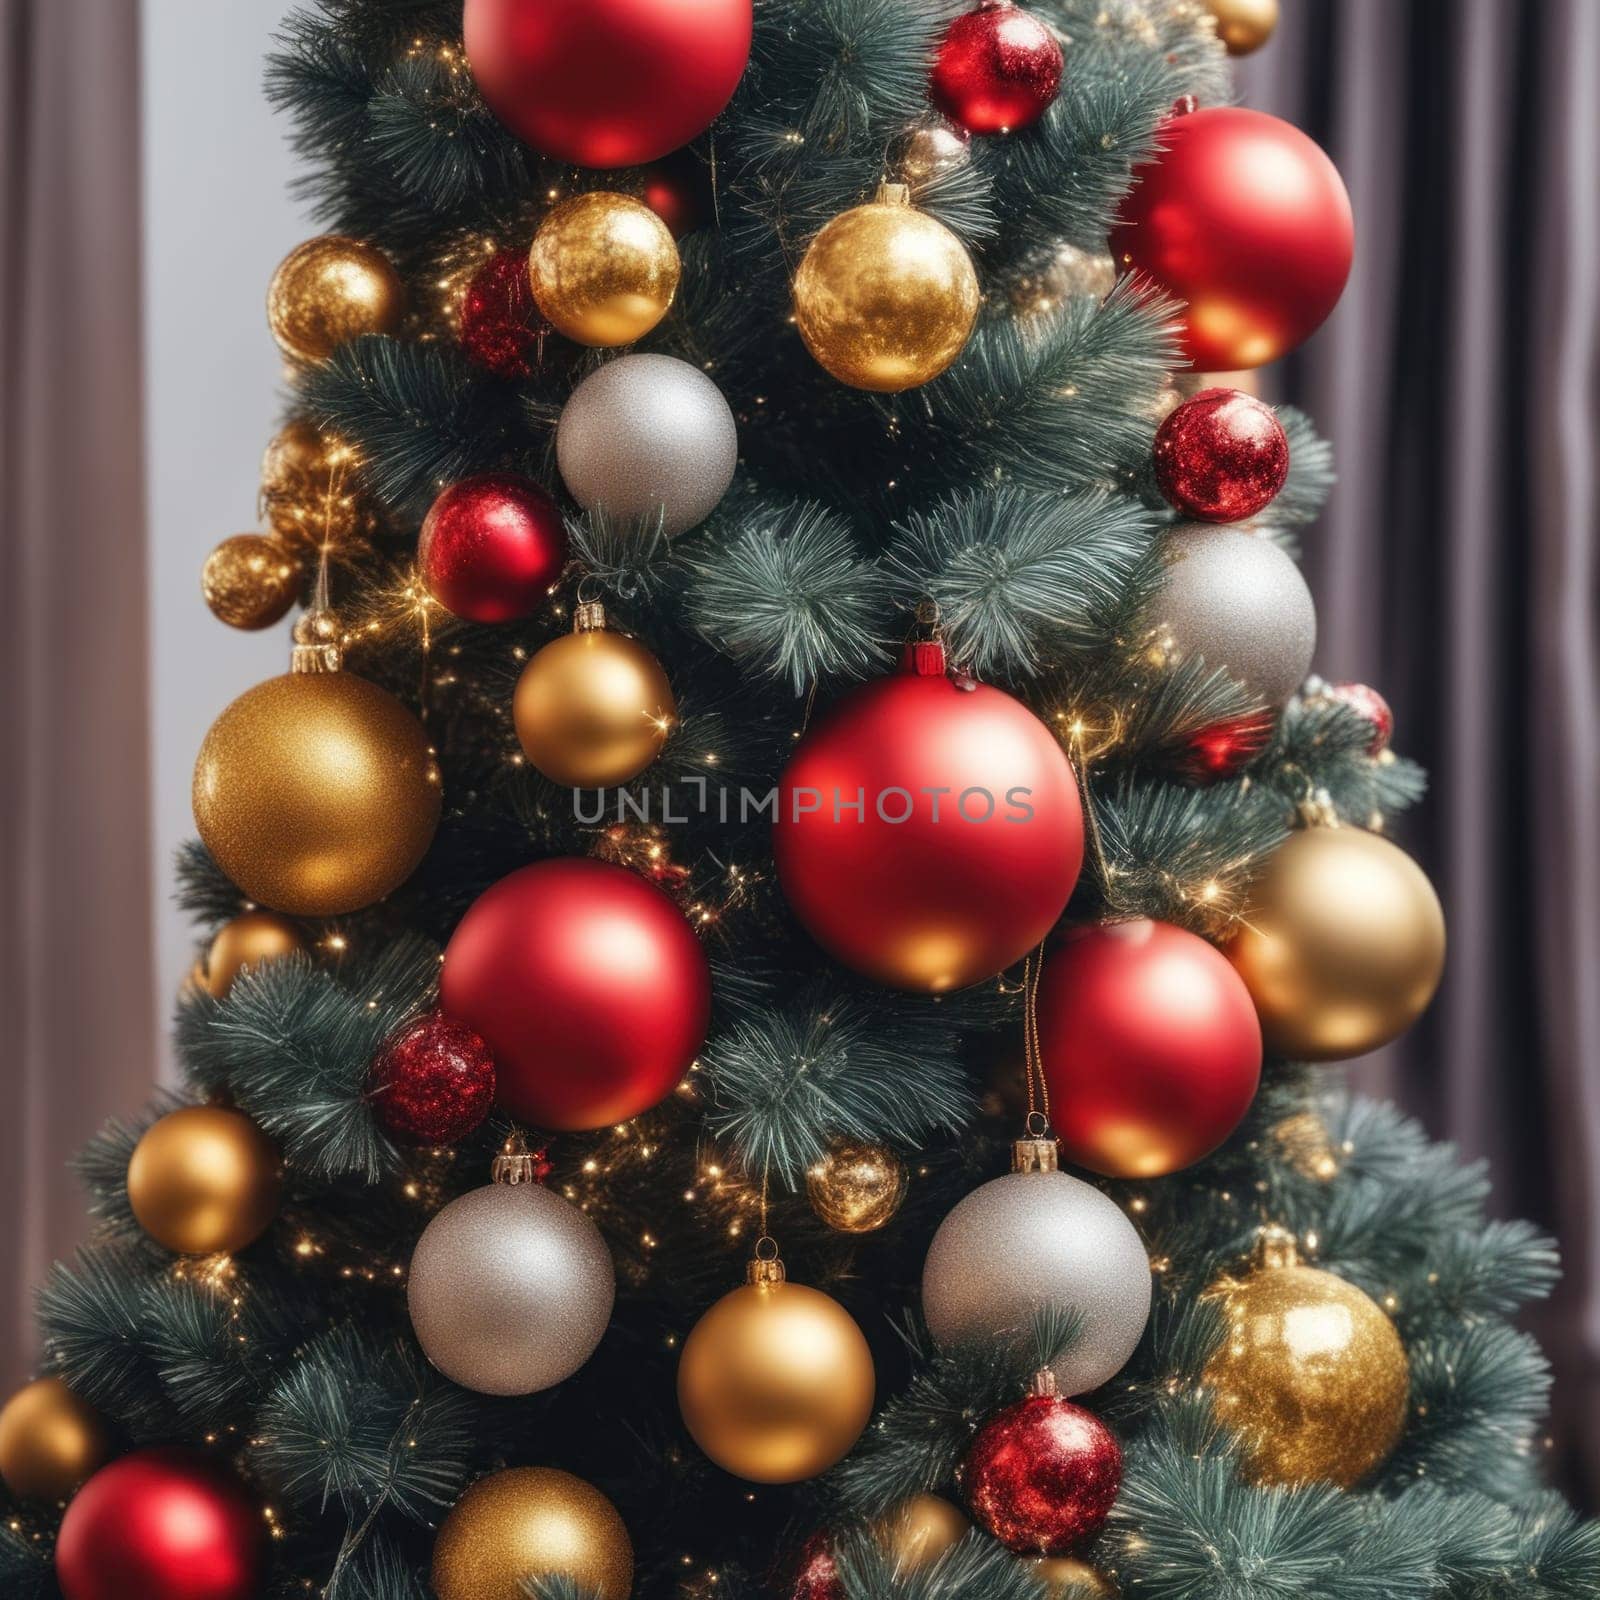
[142,0,308,1079]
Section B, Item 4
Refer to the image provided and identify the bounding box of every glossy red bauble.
[464,0,753,167]
[773,648,1082,992]
[1038,920,1262,1178]
[459,246,552,379]
[961,1391,1122,1555]
[55,1449,264,1600]
[1175,709,1275,783]
[418,473,567,622]
[1154,388,1289,522]
[370,1011,497,1145]
[1110,106,1354,369]
[931,1,1063,135]
[440,858,711,1131]
[1324,681,1394,755]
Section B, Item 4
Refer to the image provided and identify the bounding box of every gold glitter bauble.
[201,534,300,630]
[677,1259,875,1482]
[0,1378,112,1502]
[431,1467,633,1600]
[528,192,680,347]
[267,235,406,363]
[1227,825,1445,1061]
[260,420,370,551]
[1030,1556,1118,1597]
[874,1494,968,1572]
[1203,1228,1409,1488]
[1205,0,1279,55]
[201,911,305,1000]
[793,182,979,392]
[806,1139,908,1233]
[127,1106,283,1256]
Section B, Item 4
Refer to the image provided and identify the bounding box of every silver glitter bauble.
[408,1178,615,1396]
[556,353,738,538]
[895,118,971,188]
[921,1146,1151,1395]
[1150,524,1317,708]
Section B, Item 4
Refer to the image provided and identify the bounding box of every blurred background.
[1,0,1595,1508]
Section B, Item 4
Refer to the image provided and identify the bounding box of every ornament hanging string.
[1020,946,1051,1137]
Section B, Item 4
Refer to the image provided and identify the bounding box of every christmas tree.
[3,1,1596,1597]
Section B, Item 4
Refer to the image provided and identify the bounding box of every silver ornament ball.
[407,1180,615,1396]
[896,118,971,188]
[556,353,738,538]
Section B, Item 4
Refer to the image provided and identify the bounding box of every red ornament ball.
[1324,681,1394,755]
[56,1448,264,1600]
[1154,388,1289,522]
[440,858,711,1131]
[459,246,551,379]
[1110,106,1354,369]
[773,645,1083,993]
[464,0,753,167]
[370,1011,497,1145]
[418,472,567,623]
[789,1533,843,1600]
[931,0,1063,135]
[1176,708,1275,783]
[1039,920,1262,1178]
[961,1390,1122,1555]
[640,147,714,238]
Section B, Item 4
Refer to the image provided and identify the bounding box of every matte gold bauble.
[513,601,674,788]
[1205,0,1279,55]
[0,1378,112,1501]
[267,235,405,363]
[527,192,680,346]
[201,911,305,1000]
[260,421,369,551]
[202,534,300,630]
[431,1466,633,1600]
[1203,1227,1409,1488]
[793,182,979,392]
[1030,1556,1117,1597]
[127,1106,283,1256]
[677,1255,875,1482]
[1227,823,1445,1061]
[874,1494,968,1573]
[806,1139,908,1233]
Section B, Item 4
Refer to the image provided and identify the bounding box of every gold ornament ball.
[1030,1557,1118,1598]
[1227,825,1446,1061]
[201,911,305,1000]
[793,182,980,392]
[260,420,369,551]
[431,1467,633,1600]
[874,1494,968,1573]
[677,1264,875,1482]
[1203,1228,1409,1488]
[194,669,441,916]
[127,1106,283,1256]
[528,192,681,347]
[806,1140,908,1233]
[1206,0,1279,55]
[267,235,405,364]
[202,534,301,630]
[0,1378,112,1502]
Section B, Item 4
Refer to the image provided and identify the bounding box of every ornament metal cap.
[1029,1366,1060,1398]
[1011,1136,1060,1174]
[875,180,912,208]
[1252,1224,1301,1271]
[290,607,342,674]
[1295,789,1341,829]
[746,1237,787,1286]
[574,598,608,634]
[491,1132,552,1186]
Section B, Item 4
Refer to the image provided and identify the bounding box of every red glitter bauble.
[459,247,550,379]
[370,1011,497,1146]
[773,644,1082,993]
[1324,681,1394,755]
[640,147,714,238]
[789,1533,843,1600]
[1154,388,1289,523]
[440,858,711,1131]
[961,1389,1122,1555]
[1038,920,1262,1178]
[418,472,567,623]
[1176,709,1275,783]
[464,0,752,167]
[56,1449,264,1600]
[1110,106,1354,369]
[931,0,1063,135]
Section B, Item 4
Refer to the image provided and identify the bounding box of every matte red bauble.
[960,1382,1122,1555]
[55,1449,264,1600]
[370,1011,497,1145]
[931,1,1063,135]
[1039,920,1261,1177]
[459,246,551,379]
[418,473,567,622]
[773,644,1082,992]
[1110,106,1354,369]
[640,147,714,238]
[1154,388,1289,522]
[464,0,753,167]
[440,858,711,1131]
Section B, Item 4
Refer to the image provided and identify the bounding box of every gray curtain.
[0,0,155,1387]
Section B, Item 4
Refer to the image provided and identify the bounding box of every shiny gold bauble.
[1227,824,1446,1061]
[528,192,680,346]
[260,420,370,551]
[201,534,300,630]
[0,1378,112,1501]
[193,667,441,916]
[431,1466,633,1600]
[805,1139,908,1233]
[793,182,980,392]
[514,609,675,788]
[677,1260,875,1482]
[1203,1228,1409,1488]
[127,1106,283,1256]
[1030,1557,1118,1597]
[874,1494,968,1573]
[267,235,406,363]
[1205,0,1279,55]
[201,911,305,1000]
